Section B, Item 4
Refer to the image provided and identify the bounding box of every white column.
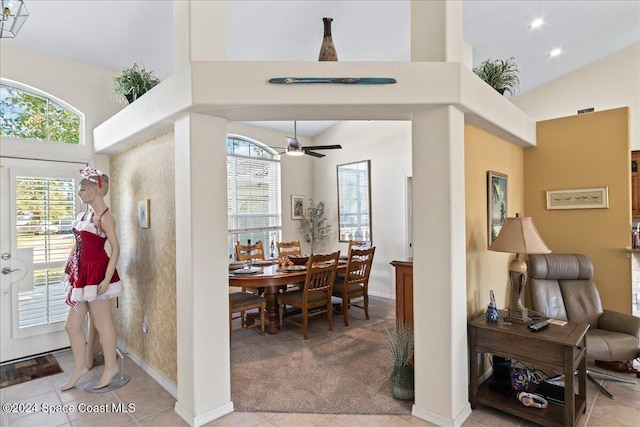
[411,0,463,62]
[174,0,226,71]
[174,114,232,426]
[410,3,469,424]
[411,106,470,426]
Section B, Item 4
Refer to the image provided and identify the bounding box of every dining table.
[228,260,347,335]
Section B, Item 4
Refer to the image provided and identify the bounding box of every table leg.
[564,347,575,427]
[263,287,280,334]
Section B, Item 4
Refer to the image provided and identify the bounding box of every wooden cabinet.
[390,260,413,325]
[633,151,640,217]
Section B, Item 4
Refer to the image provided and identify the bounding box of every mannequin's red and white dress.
[63,209,122,310]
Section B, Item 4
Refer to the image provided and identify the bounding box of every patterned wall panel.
[110,130,177,384]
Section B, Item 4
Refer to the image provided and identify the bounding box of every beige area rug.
[230,296,413,415]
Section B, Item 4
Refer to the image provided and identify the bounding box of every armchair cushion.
[528,253,640,363]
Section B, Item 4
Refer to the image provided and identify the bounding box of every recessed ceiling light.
[550,48,562,57]
[530,18,544,29]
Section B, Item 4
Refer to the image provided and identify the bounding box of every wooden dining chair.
[276,240,302,263]
[229,290,266,337]
[332,246,375,326]
[347,240,371,254]
[235,241,266,261]
[278,251,340,339]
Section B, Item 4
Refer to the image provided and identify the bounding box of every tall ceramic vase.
[318,17,338,61]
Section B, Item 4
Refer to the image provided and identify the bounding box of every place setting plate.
[279,265,307,272]
[252,259,276,266]
[232,268,262,275]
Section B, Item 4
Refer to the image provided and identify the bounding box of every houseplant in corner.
[472,57,520,96]
[299,199,331,253]
[113,62,160,104]
[385,323,415,400]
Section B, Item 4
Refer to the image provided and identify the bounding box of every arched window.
[227,135,281,258]
[0,82,81,144]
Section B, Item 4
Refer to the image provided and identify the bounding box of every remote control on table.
[527,320,550,332]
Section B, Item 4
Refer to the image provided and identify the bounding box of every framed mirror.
[337,160,372,243]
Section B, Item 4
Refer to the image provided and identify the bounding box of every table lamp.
[489,214,551,323]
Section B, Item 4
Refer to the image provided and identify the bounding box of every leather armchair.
[528,253,640,398]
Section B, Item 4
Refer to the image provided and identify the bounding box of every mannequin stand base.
[84,374,130,393]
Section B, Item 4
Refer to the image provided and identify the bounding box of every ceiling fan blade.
[303,144,342,150]
[305,150,326,158]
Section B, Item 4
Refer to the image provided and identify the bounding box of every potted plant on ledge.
[472,57,520,96]
[113,62,160,104]
[299,199,331,253]
[385,323,415,400]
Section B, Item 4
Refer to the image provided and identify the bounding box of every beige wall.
[465,124,525,316]
[111,130,177,384]
[524,108,631,313]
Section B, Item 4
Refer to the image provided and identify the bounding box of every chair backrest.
[277,240,302,263]
[528,253,604,327]
[343,246,376,291]
[302,251,340,296]
[235,241,266,261]
[348,240,371,255]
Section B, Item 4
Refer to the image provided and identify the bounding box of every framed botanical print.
[487,171,507,246]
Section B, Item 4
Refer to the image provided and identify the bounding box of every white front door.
[0,158,85,362]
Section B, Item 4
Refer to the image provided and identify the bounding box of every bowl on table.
[288,254,309,265]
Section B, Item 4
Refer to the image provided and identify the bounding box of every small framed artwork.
[138,199,150,228]
[487,171,508,246]
[546,187,609,210]
[291,195,305,220]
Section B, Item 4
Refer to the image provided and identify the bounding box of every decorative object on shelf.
[138,199,150,228]
[268,77,397,85]
[488,214,551,323]
[291,194,305,220]
[113,63,160,104]
[1,0,29,38]
[487,171,507,246]
[485,290,499,323]
[384,324,414,400]
[545,187,609,210]
[318,17,338,61]
[299,199,331,253]
[472,57,520,96]
[276,121,342,158]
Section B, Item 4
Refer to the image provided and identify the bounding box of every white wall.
[311,121,412,299]
[513,43,640,150]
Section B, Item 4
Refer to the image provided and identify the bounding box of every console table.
[468,312,589,427]
[390,260,413,325]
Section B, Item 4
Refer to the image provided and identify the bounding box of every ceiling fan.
[278,121,342,158]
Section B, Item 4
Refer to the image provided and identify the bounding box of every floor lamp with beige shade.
[489,214,551,323]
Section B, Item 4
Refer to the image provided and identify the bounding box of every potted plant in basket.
[113,62,160,104]
[385,323,414,400]
[299,199,331,253]
[472,57,520,96]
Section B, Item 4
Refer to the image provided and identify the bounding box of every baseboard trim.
[175,400,234,427]
[369,291,394,299]
[412,402,472,427]
[117,339,177,399]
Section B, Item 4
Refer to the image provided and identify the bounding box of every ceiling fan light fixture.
[286,145,305,156]
[1,0,29,38]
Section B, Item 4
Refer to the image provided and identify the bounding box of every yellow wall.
[465,123,525,317]
[524,108,631,313]
[110,130,177,384]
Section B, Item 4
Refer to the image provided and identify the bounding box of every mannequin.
[61,167,123,391]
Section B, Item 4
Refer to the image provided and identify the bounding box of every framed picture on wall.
[138,199,150,228]
[291,195,305,220]
[487,171,507,246]
[546,187,609,210]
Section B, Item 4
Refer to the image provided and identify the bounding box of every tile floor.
[1,350,638,427]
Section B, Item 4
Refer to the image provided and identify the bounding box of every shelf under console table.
[468,311,589,427]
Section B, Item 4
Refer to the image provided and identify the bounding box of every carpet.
[0,354,63,388]
[230,296,413,415]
